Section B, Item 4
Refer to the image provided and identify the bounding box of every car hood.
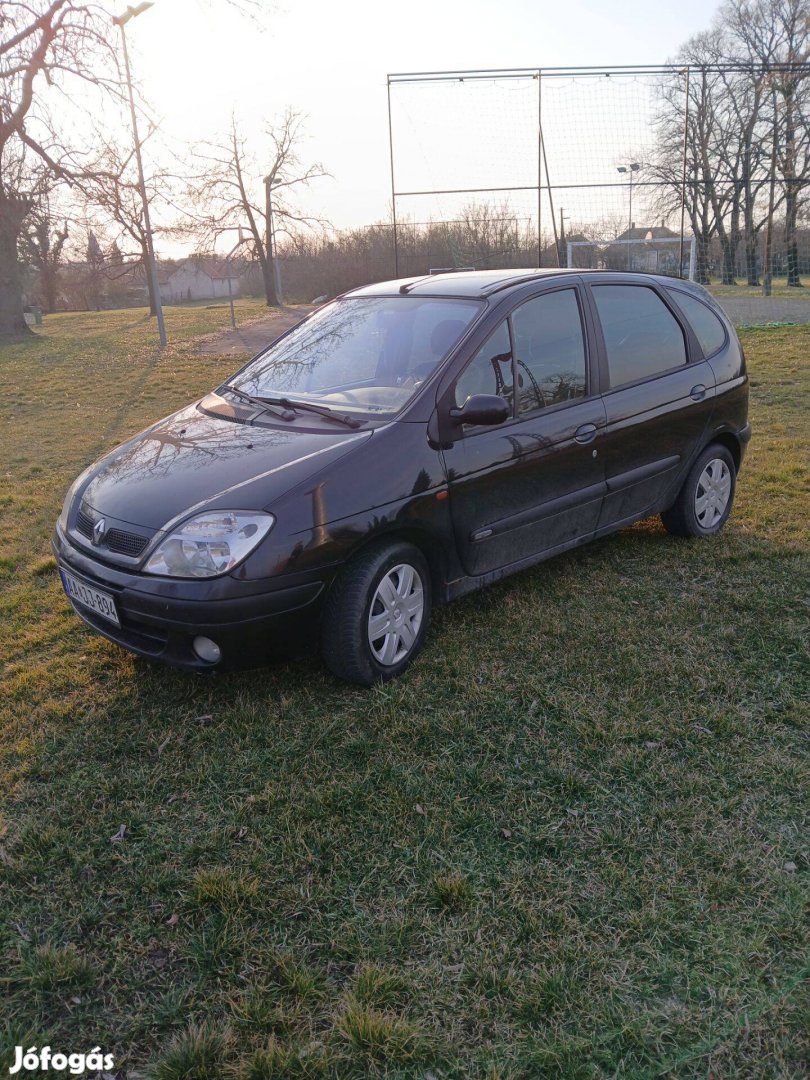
[79,397,372,530]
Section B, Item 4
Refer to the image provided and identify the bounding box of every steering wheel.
[399,362,436,389]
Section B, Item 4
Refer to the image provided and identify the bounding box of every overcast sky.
[124,0,721,251]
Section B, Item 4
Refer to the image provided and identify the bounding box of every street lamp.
[617,163,641,271]
[113,2,167,347]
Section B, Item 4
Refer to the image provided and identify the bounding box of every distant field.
[0,307,808,1078]
[707,276,808,298]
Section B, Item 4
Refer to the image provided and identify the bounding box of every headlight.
[143,511,275,578]
[58,464,95,532]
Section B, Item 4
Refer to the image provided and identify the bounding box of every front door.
[442,286,607,577]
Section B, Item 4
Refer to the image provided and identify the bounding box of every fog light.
[193,636,221,663]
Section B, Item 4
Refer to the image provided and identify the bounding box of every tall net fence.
[387,65,810,323]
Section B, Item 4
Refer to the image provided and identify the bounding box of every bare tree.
[650,51,728,284]
[20,192,69,312]
[78,135,182,316]
[0,1,124,336]
[722,0,810,286]
[191,110,329,307]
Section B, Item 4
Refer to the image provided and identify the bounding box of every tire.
[661,444,737,538]
[321,541,432,685]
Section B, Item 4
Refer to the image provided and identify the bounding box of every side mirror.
[450,394,510,427]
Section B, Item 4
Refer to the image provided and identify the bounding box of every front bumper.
[52,526,327,670]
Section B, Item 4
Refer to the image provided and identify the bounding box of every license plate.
[60,569,120,627]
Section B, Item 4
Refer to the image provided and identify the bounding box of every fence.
[385,65,810,321]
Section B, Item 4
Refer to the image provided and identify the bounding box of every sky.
[119,0,722,253]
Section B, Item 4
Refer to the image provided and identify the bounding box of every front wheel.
[661,444,737,538]
[321,542,432,685]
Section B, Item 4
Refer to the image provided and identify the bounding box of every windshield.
[229,296,483,419]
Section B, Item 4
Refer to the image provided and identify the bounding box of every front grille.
[76,508,94,539]
[75,505,149,559]
[106,529,148,557]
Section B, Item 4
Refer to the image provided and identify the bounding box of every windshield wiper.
[218,383,296,421]
[263,396,363,429]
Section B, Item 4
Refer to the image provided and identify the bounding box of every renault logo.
[92,518,107,546]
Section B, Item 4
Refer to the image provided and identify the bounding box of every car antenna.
[399,275,432,294]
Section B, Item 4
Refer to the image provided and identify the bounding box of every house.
[604,224,683,273]
[165,257,241,302]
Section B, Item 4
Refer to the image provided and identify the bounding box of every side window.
[511,289,587,414]
[454,321,513,416]
[592,285,687,389]
[666,289,726,357]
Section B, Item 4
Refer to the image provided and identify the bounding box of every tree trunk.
[262,257,279,307]
[745,237,760,287]
[720,235,737,286]
[41,264,58,313]
[784,185,802,287]
[0,194,32,337]
[693,231,711,284]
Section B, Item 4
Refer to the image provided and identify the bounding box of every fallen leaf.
[784,861,797,873]
[501,828,513,839]
[166,913,179,927]
[236,826,248,840]
[193,714,213,723]
[157,735,172,755]
[693,724,713,735]
[110,824,127,843]
[414,803,425,816]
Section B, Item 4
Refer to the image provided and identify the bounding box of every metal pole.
[628,174,633,271]
[537,70,542,267]
[387,78,400,277]
[227,272,235,328]
[678,65,691,279]
[116,20,166,347]
[763,87,778,297]
[539,116,559,267]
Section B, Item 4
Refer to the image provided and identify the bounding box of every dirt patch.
[195,306,314,356]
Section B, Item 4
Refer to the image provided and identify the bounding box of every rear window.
[591,285,687,388]
[666,289,727,357]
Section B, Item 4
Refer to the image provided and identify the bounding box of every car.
[53,268,751,685]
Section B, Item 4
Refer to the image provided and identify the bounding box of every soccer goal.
[566,235,698,280]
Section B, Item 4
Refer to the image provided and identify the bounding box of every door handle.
[690,383,706,401]
[574,423,598,444]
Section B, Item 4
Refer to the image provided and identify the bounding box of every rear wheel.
[661,444,736,538]
[321,541,431,685]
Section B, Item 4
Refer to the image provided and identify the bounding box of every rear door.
[441,283,607,577]
[585,280,716,532]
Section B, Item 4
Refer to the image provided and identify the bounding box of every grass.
[706,275,809,298]
[0,304,808,1078]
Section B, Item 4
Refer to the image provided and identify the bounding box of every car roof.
[342,268,706,300]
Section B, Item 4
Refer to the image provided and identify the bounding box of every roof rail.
[480,270,564,296]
